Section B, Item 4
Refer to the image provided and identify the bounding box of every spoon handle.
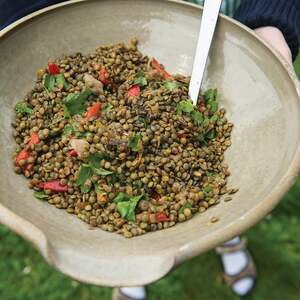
[189,0,223,105]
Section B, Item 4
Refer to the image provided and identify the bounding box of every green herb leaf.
[176,100,194,115]
[206,171,217,177]
[76,164,93,187]
[134,70,147,87]
[63,105,71,119]
[128,132,142,152]
[62,124,74,136]
[126,195,144,221]
[76,156,114,191]
[204,89,218,113]
[89,153,103,168]
[130,195,144,203]
[55,74,69,89]
[203,186,213,196]
[191,110,203,125]
[107,173,120,185]
[113,192,130,203]
[63,89,92,116]
[81,184,92,193]
[176,100,204,126]
[117,201,132,219]
[203,117,210,128]
[210,101,218,113]
[204,88,218,103]
[43,74,56,92]
[103,104,113,112]
[116,194,144,221]
[77,132,87,138]
[196,133,206,144]
[138,117,149,129]
[114,193,144,221]
[93,167,113,176]
[94,182,101,193]
[179,203,192,214]
[62,122,85,138]
[44,73,69,92]
[126,203,137,221]
[89,153,112,168]
[206,129,216,140]
[164,81,178,91]
[33,191,49,200]
[15,102,33,115]
[210,114,219,123]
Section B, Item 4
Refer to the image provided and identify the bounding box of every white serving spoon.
[189,0,223,105]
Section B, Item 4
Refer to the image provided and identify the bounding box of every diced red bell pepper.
[86,102,102,120]
[47,62,60,75]
[68,149,78,157]
[155,212,170,223]
[151,58,172,80]
[127,85,140,97]
[39,180,68,192]
[28,132,40,145]
[151,190,161,201]
[15,149,30,166]
[99,67,110,85]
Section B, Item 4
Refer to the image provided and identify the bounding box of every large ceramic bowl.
[0,0,300,287]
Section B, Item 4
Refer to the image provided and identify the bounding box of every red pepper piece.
[39,180,68,192]
[86,102,102,120]
[99,67,110,85]
[47,62,60,75]
[28,132,40,145]
[155,212,170,223]
[68,149,78,157]
[15,149,30,166]
[127,85,140,97]
[151,58,172,80]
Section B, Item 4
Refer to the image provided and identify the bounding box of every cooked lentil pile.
[12,38,236,238]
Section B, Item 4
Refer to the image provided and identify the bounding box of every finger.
[254,27,293,65]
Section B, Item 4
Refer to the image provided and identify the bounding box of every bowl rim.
[1,0,300,286]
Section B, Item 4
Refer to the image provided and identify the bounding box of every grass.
[295,56,300,78]
[1,56,300,300]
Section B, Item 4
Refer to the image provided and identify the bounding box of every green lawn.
[1,61,300,300]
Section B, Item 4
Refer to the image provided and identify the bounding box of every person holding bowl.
[114,0,300,298]
[0,0,299,299]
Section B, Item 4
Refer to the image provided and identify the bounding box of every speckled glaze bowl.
[0,0,300,287]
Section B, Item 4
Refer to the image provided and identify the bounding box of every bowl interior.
[0,0,300,286]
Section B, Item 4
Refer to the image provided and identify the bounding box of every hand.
[254,26,293,65]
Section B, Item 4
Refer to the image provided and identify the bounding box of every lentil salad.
[12,38,237,238]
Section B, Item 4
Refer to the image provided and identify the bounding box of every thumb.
[254,26,293,65]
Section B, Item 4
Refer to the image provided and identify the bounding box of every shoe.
[216,237,256,297]
[112,287,147,300]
